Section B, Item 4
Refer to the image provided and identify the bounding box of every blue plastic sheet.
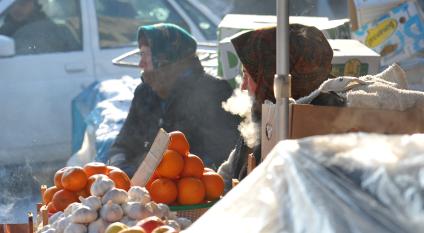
[71,76,140,163]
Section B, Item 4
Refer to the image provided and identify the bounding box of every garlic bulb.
[102,188,128,204]
[123,202,152,220]
[64,223,87,233]
[71,205,98,224]
[156,203,171,219]
[79,196,102,211]
[165,220,181,231]
[176,217,192,230]
[90,174,115,197]
[88,218,108,233]
[64,202,83,217]
[53,216,72,233]
[100,200,124,222]
[120,216,137,227]
[48,211,64,225]
[128,186,151,204]
[145,202,160,217]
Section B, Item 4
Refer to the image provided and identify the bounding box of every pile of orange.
[146,131,225,205]
[43,163,131,213]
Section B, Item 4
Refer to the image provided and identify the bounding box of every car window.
[95,0,191,49]
[178,0,217,41]
[0,0,82,55]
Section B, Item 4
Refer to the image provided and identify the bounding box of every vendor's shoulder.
[134,82,152,94]
[134,82,160,101]
[198,73,233,94]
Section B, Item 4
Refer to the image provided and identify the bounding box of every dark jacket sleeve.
[108,83,161,176]
[188,75,241,168]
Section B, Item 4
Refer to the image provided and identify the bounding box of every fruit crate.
[170,201,216,222]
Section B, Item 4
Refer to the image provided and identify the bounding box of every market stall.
[4,0,424,232]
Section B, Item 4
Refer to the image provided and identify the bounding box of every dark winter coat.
[108,57,240,177]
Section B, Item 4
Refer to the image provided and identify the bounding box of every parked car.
[0,0,219,167]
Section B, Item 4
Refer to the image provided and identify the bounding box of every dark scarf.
[230,24,333,101]
[137,23,197,69]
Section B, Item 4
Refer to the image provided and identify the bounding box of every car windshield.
[1,0,424,231]
[95,0,192,48]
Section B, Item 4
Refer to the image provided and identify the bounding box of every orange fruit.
[106,165,122,174]
[83,162,108,177]
[76,188,90,199]
[43,186,61,204]
[149,178,178,204]
[204,167,215,173]
[61,166,88,192]
[51,189,79,211]
[47,202,58,214]
[177,177,205,205]
[156,150,184,179]
[53,167,67,189]
[168,131,190,156]
[107,169,131,191]
[146,172,159,191]
[201,172,224,201]
[181,154,204,178]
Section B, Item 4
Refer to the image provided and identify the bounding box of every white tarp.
[185,133,424,233]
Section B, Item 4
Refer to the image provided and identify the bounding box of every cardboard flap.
[261,102,291,160]
[290,104,424,139]
[131,128,170,187]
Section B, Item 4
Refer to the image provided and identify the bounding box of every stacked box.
[329,39,381,77]
[352,1,424,66]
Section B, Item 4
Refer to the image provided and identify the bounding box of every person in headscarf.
[108,23,240,177]
[218,24,336,191]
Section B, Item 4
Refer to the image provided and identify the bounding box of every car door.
[88,0,203,82]
[0,0,95,165]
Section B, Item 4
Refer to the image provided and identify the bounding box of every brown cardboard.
[261,102,424,159]
[290,104,424,139]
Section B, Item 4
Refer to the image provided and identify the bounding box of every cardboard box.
[289,104,424,139]
[217,14,351,80]
[261,103,424,157]
[329,39,381,77]
[352,1,424,66]
[348,0,408,30]
[218,36,241,80]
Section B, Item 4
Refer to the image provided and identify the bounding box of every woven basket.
[170,201,216,222]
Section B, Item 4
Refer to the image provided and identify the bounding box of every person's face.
[9,0,34,22]
[138,45,154,72]
[241,66,257,96]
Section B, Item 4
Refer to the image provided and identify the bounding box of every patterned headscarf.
[231,24,333,101]
[137,23,197,68]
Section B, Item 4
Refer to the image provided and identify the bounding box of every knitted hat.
[231,24,333,101]
[137,23,197,68]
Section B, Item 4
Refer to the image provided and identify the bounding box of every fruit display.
[146,131,225,206]
[37,163,191,233]
[44,163,131,213]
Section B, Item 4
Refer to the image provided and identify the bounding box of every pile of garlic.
[38,174,191,233]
